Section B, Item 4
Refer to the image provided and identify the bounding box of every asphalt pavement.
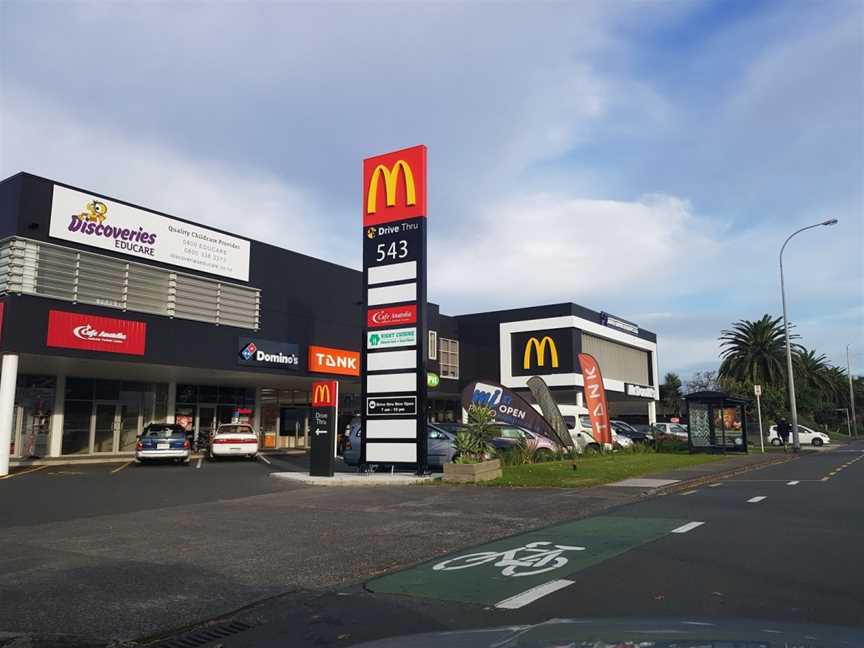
[150,442,864,647]
[1,444,862,647]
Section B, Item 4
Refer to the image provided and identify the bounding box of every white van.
[531,404,632,453]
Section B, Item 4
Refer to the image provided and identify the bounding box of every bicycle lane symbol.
[432,541,586,578]
[367,515,691,605]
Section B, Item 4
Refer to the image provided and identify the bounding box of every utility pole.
[847,345,857,437]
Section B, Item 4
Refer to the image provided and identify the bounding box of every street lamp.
[779,218,838,451]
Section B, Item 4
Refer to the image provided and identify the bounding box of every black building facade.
[0,173,657,467]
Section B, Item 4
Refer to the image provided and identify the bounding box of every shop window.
[66,378,94,401]
[12,375,55,458]
[93,379,121,401]
[177,384,198,404]
[440,338,459,379]
[62,401,92,455]
[198,385,218,403]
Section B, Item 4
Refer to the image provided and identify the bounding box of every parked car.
[652,422,689,441]
[136,423,191,464]
[531,404,631,452]
[209,423,259,460]
[489,423,560,460]
[768,424,830,447]
[611,420,654,444]
[342,422,457,468]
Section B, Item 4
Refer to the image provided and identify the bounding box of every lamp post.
[779,218,838,452]
[847,345,857,438]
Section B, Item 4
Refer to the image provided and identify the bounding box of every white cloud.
[0,85,358,267]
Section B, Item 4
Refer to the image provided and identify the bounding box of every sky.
[1,0,862,378]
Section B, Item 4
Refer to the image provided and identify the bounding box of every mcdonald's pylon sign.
[311,380,338,407]
[523,336,559,370]
[363,145,427,226]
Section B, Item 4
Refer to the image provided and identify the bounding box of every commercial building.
[0,173,657,470]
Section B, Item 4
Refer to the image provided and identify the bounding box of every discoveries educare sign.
[49,185,251,281]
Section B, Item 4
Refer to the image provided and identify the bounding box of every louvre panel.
[0,237,260,329]
[581,333,649,385]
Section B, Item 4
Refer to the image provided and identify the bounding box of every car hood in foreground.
[351,617,862,647]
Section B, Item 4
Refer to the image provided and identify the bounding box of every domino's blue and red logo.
[240,341,257,361]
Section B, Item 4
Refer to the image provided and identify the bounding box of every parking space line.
[671,521,705,534]
[707,483,722,488]
[680,490,698,496]
[257,454,272,465]
[111,461,133,474]
[494,579,575,609]
[747,496,767,503]
[196,457,203,469]
[787,481,799,485]
[0,465,48,480]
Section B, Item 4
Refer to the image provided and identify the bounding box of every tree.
[794,349,833,401]
[686,370,720,393]
[659,372,683,416]
[719,315,802,387]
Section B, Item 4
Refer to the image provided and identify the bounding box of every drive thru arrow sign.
[314,429,327,436]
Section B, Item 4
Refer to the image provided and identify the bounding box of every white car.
[652,422,689,440]
[768,424,830,447]
[209,423,259,460]
[527,404,632,452]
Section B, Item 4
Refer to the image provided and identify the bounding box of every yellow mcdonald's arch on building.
[366,160,416,215]
[523,336,559,370]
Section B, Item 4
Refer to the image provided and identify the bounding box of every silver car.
[343,422,457,468]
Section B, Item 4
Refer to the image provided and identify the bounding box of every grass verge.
[479,452,726,489]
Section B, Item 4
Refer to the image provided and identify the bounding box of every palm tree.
[823,365,850,405]
[659,372,683,416]
[719,315,802,387]
[794,349,834,400]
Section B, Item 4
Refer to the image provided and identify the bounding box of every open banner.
[577,353,612,445]
[461,380,558,441]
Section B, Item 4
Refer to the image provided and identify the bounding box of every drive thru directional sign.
[367,515,688,606]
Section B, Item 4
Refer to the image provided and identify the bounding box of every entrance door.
[93,402,119,453]
[197,404,217,444]
[118,402,141,452]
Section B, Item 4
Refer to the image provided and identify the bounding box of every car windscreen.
[216,425,255,436]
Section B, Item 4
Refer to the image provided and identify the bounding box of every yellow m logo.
[366,160,416,215]
[313,384,331,404]
[523,336,559,370]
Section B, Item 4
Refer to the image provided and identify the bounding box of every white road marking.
[257,454,272,465]
[494,579,575,609]
[196,457,203,469]
[671,521,705,534]
[787,481,799,485]
[747,496,767,503]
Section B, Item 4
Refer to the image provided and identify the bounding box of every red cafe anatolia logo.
[367,305,417,329]
[73,323,128,344]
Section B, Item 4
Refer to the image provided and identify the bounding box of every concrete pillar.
[253,387,262,432]
[166,382,177,423]
[0,354,20,476]
[648,400,657,425]
[49,375,66,457]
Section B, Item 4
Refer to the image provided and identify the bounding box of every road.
[0,444,862,646]
[167,443,864,647]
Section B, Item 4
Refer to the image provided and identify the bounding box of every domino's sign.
[237,337,300,369]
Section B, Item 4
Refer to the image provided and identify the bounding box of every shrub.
[454,404,496,464]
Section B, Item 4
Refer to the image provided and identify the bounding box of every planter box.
[443,458,502,483]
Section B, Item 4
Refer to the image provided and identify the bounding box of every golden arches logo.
[313,384,331,405]
[523,336,559,370]
[366,160,416,215]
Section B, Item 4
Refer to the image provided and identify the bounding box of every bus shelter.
[684,391,749,453]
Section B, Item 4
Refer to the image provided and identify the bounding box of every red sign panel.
[46,310,147,356]
[308,345,360,376]
[578,353,612,445]
[311,380,338,407]
[367,304,417,329]
[363,145,427,227]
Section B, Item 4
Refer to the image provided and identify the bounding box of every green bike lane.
[367,515,691,607]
